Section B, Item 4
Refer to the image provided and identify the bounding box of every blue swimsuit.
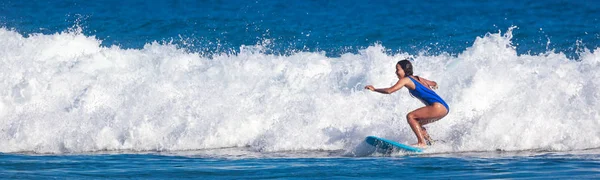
[407,76,450,112]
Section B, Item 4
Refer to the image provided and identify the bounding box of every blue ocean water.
[1,0,600,178]
[2,0,599,57]
[1,151,600,179]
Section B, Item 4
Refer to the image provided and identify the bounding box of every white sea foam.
[0,27,598,154]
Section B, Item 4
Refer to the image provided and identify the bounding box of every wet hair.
[397,59,413,76]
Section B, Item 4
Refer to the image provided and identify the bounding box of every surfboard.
[365,136,423,153]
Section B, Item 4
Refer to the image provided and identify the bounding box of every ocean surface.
[1,0,600,178]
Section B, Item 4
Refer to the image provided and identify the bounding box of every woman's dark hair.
[397,59,413,76]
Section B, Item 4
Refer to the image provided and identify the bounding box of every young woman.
[365,59,449,148]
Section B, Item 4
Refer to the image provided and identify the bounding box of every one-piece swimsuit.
[407,76,449,112]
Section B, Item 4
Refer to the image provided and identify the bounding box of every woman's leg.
[406,103,448,147]
[421,127,433,145]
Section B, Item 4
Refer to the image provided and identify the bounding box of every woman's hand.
[365,85,375,91]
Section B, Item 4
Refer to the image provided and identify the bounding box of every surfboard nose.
[365,136,423,153]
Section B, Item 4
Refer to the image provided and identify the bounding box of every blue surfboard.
[365,136,423,153]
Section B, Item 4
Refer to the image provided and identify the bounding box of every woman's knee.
[406,113,417,122]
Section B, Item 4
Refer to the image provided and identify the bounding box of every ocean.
[1,0,599,178]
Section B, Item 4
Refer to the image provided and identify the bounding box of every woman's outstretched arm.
[365,78,410,94]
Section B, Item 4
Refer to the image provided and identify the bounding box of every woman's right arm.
[419,77,439,90]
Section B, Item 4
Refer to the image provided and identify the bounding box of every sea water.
[1,0,599,178]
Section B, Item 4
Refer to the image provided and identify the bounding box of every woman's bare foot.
[411,143,428,148]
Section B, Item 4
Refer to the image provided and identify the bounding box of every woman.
[365,59,449,148]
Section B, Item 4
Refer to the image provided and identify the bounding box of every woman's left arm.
[365,78,409,94]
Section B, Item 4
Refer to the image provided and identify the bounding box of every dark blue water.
[2,0,600,178]
[2,0,599,57]
[2,151,600,179]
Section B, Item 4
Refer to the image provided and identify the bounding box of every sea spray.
[0,27,599,154]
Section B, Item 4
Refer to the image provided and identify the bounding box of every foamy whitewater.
[1,27,599,154]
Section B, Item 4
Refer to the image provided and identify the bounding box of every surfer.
[365,59,449,148]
